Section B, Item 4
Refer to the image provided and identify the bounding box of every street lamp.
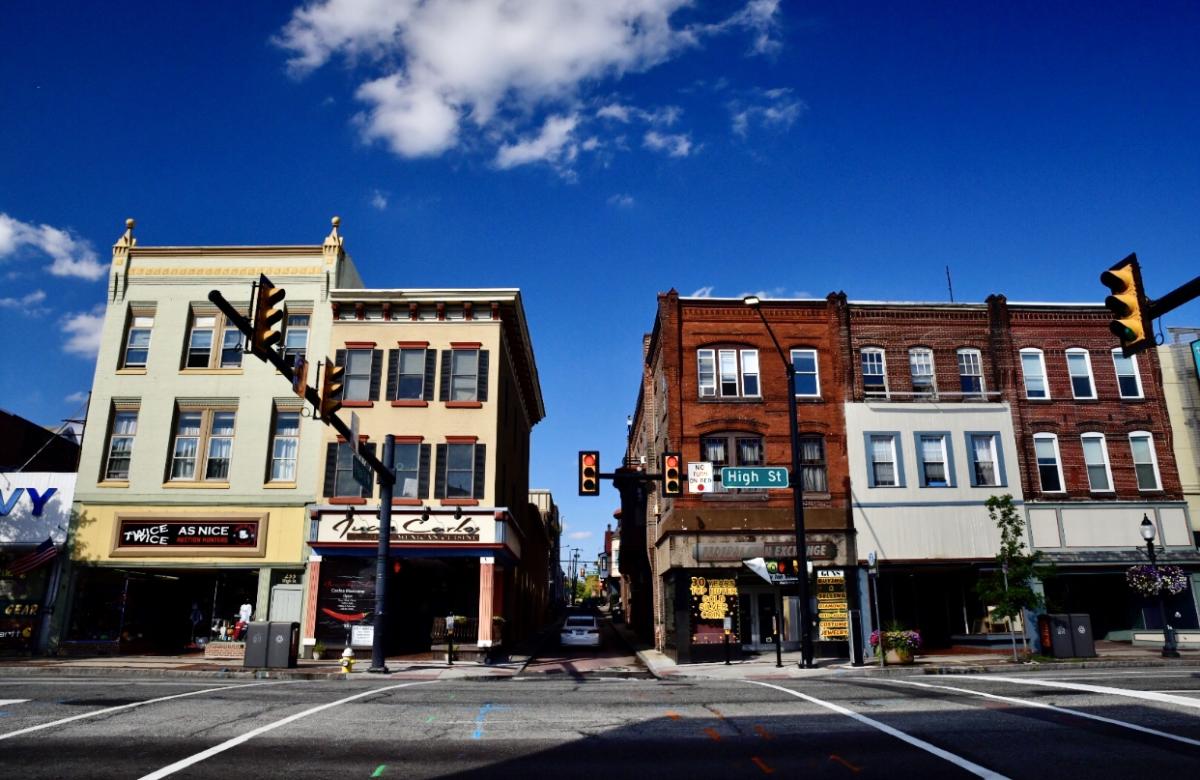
[1139,515,1180,658]
[744,295,815,668]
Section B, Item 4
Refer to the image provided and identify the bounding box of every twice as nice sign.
[113,517,264,556]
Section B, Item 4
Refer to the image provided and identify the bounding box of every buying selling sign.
[111,515,266,557]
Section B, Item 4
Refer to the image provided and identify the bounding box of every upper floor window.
[103,409,138,481]
[1129,432,1162,491]
[435,441,486,499]
[388,347,436,402]
[282,314,309,369]
[1033,433,1064,492]
[1112,350,1144,399]
[866,433,902,487]
[325,441,376,498]
[1020,349,1048,399]
[702,433,764,492]
[861,348,888,397]
[122,314,154,369]
[916,433,953,487]
[1066,349,1096,399]
[340,348,381,402]
[957,349,984,398]
[169,408,236,482]
[697,348,759,399]
[966,433,1005,488]
[185,310,242,370]
[790,349,820,397]
[909,349,936,399]
[798,435,827,492]
[268,410,300,483]
[438,347,491,404]
[1080,433,1113,492]
[392,440,431,499]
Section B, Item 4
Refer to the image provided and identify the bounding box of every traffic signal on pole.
[319,358,344,420]
[578,451,600,496]
[1100,253,1154,357]
[292,355,309,399]
[662,451,682,496]
[251,274,286,355]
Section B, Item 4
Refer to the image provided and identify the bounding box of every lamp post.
[744,296,815,668]
[1139,515,1180,658]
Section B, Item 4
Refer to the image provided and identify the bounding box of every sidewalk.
[609,621,1200,679]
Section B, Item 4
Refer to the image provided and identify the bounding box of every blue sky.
[3,1,1200,563]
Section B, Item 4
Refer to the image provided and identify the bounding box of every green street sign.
[721,466,789,489]
[352,453,373,493]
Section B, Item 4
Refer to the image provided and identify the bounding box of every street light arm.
[749,303,792,371]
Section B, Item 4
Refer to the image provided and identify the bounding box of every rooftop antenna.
[945,265,955,303]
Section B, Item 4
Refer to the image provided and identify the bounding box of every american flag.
[9,538,58,576]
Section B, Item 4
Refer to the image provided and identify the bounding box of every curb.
[606,620,666,679]
[0,664,349,681]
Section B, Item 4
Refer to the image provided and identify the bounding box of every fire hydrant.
[340,646,356,673]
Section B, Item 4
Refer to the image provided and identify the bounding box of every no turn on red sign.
[688,462,713,493]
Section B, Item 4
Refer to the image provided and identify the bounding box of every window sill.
[263,482,298,489]
[162,481,231,489]
[391,498,423,506]
[1119,397,1147,402]
[698,398,763,404]
[341,401,375,408]
[391,400,429,408]
[330,497,368,505]
[446,401,483,409]
[180,368,244,375]
[97,480,130,488]
[439,498,480,506]
[1070,397,1099,402]
[115,368,147,375]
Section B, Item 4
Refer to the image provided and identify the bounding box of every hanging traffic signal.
[292,355,309,399]
[1101,253,1155,357]
[251,274,286,355]
[578,451,600,496]
[319,358,344,420]
[662,451,682,496]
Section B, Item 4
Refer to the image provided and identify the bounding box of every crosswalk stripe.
[0,700,30,707]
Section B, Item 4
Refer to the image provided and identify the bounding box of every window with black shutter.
[423,350,437,402]
[369,350,383,401]
[390,348,429,401]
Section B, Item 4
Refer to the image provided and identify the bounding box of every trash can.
[267,621,300,668]
[1038,614,1074,658]
[1068,614,1096,658]
[243,622,270,668]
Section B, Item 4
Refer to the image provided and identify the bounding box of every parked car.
[560,615,601,648]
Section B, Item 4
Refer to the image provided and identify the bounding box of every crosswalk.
[0,699,30,708]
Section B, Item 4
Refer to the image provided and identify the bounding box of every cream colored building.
[61,219,361,653]
[303,288,548,658]
[1160,329,1200,610]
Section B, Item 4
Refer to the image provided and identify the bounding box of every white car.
[560,615,601,647]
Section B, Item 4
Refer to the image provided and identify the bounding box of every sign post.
[868,551,883,668]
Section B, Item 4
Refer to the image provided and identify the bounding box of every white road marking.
[869,678,1200,748]
[745,680,1009,779]
[0,680,299,741]
[138,680,440,780]
[0,699,30,707]
[971,675,1200,711]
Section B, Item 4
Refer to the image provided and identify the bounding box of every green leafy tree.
[975,494,1046,653]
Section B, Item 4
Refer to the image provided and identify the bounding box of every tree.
[975,494,1046,655]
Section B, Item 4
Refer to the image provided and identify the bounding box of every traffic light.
[1101,253,1154,357]
[251,274,286,355]
[578,451,600,496]
[292,355,309,399]
[319,358,344,420]
[662,451,682,496]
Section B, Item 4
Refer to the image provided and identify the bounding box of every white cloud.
[61,308,105,358]
[690,285,715,298]
[370,189,389,210]
[643,130,693,157]
[0,289,48,314]
[731,87,805,136]
[65,391,89,404]
[737,287,815,300]
[596,102,680,126]
[0,213,105,281]
[276,0,780,167]
[567,530,593,540]
[607,193,635,208]
[495,114,579,170]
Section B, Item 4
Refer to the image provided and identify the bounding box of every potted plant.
[870,628,922,664]
[312,641,326,661]
[491,616,506,642]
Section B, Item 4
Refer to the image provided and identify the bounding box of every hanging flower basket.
[1126,564,1189,598]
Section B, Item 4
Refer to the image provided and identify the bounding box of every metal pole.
[871,570,884,669]
[1002,563,1017,662]
[1147,539,1181,658]
[368,434,395,673]
[785,367,814,668]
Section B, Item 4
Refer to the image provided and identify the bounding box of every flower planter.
[884,648,914,665]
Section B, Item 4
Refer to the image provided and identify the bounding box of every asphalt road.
[0,667,1198,778]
